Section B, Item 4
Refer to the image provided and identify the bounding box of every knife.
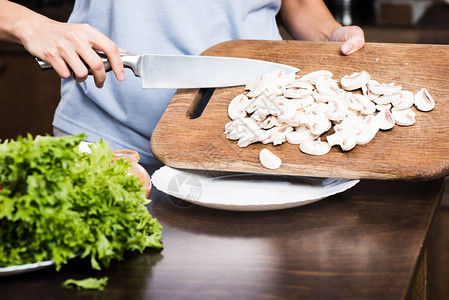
[36,52,299,89]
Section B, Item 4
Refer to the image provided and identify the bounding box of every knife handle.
[35,52,141,77]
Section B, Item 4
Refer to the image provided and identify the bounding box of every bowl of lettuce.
[0,133,162,273]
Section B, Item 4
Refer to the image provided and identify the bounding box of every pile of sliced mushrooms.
[224,69,435,170]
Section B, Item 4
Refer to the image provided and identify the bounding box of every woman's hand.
[279,0,366,55]
[19,17,125,88]
[0,1,124,88]
[329,25,365,55]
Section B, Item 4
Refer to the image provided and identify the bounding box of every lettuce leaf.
[62,277,109,290]
[0,134,162,270]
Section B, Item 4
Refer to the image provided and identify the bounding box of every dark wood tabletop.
[0,164,444,300]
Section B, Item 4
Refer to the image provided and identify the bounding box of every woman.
[0,0,365,164]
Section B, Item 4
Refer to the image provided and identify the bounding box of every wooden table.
[0,164,444,300]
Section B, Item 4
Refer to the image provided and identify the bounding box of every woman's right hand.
[16,15,124,88]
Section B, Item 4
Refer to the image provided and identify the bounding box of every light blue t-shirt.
[54,0,282,164]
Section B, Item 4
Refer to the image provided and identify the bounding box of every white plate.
[151,166,359,211]
[0,260,54,276]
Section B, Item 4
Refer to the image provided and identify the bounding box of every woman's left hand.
[329,25,365,55]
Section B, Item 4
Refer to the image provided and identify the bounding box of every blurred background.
[0,0,448,299]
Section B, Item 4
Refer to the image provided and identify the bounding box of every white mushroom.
[250,107,270,123]
[392,90,414,110]
[263,125,293,146]
[368,81,402,96]
[375,108,395,130]
[299,139,331,156]
[259,149,282,170]
[315,75,340,97]
[327,123,358,151]
[299,70,333,85]
[238,129,271,147]
[228,94,248,120]
[414,88,435,112]
[258,116,280,130]
[391,107,416,126]
[375,103,392,112]
[286,126,318,144]
[247,73,271,98]
[325,98,349,122]
[278,109,302,127]
[356,115,379,145]
[340,71,371,91]
[346,94,375,115]
[286,80,314,90]
[373,93,401,105]
[283,87,312,99]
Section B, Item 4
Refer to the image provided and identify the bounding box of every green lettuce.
[0,134,162,270]
[62,277,109,290]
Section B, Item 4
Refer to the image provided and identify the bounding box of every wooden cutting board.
[151,40,449,180]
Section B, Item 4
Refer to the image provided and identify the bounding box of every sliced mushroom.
[299,139,331,156]
[392,90,414,110]
[340,71,371,91]
[299,70,333,85]
[286,126,318,144]
[286,79,314,90]
[368,81,402,96]
[250,107,270,123]
[375,108,395,130]
[228,94,248,120]
[391,107,415,126]
[258,116,280,130]
[247,73,271,98]
[283,87,313,99]
[325,98,349,122]
[375,103,392,112]
[346,94,375,115]
[315,75,340,97]
[327,124,357,151]
[238,129,271,147]
[225,117,259,135]
[259,149,282,170]
[373,93,401,105]
[356,115,379,145]
[279,109,302,127]
[414,88,435,112]
[263,125,294,145]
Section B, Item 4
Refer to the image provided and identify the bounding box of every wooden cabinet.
[0,44,61,140]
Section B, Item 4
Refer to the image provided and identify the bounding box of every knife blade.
[36,52,299,89]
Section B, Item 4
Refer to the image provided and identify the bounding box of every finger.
[77,46,107,88]
[47,56,72,79]
[340,26,365,55]
[58,47,90,80]
[88,28,125,82]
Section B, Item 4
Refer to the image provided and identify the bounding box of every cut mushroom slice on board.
[368,81,402,96]
[315,75,340,96]
[340,71,371,91]
[373,93,401,105]
[376,108,395,130]
[228,94,248,120]
[259,149,282,169]
[299,139,331,155]
[299,70,333,85]
[414,88,435,112]
[356,116,380,145]
[392,90,414,110]
[327,123,358,151]
[238,129,271,147]
[286,127,318,144]
[391,107,416,126]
